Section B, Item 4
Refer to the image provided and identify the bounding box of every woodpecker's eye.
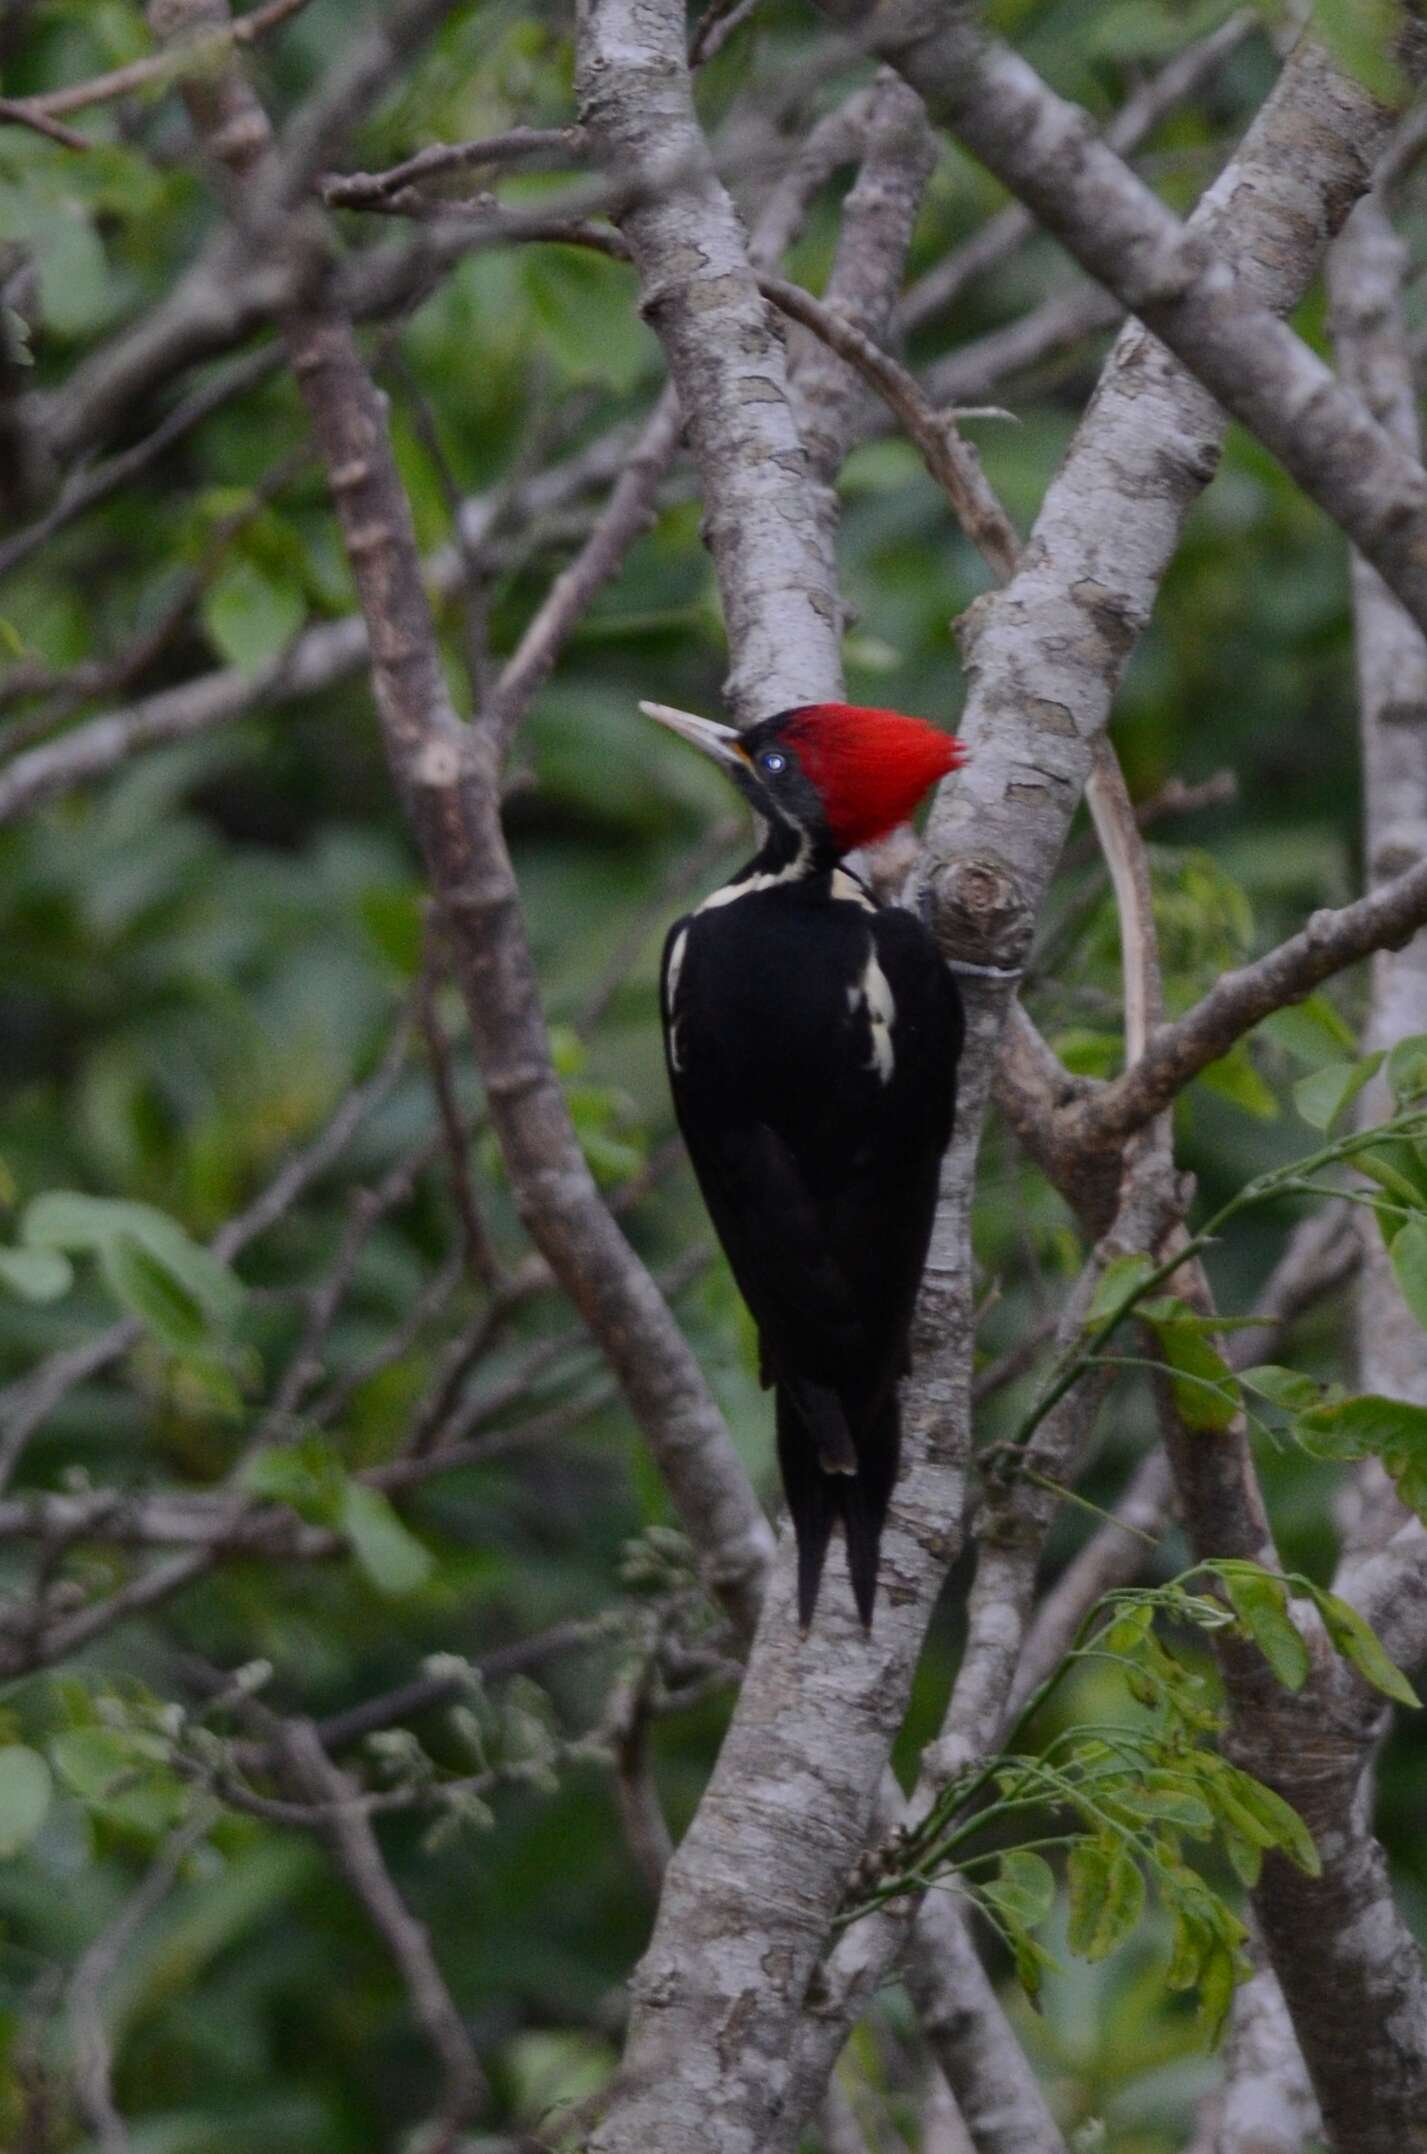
[760,750,786,775]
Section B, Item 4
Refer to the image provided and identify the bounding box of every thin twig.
[419,922,504,1289]
[12,0,317,122]
[68,1806,216,2154]
[0,98,89,149]
[604,1651,674,1897]
[481,383,684,750]
[689,0,765,67]
[1060,849,1427,1151]
[279,1719,486,2143]
[322,126,588,211]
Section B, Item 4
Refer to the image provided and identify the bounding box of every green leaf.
[49,1726,184,1835]
[1298,1393,1427,1518]
[50,1725,135,1801]
[1389,1032,1427,1107]
[1086,1253,1156,1329]
[1223,1769,1320,1877]
[1142,1309,1239,1432]
[100,1234,206,1348]
[1008,1922,1057,2007]
[1102,1603,1153,1655]
[241,1436,344,1523]
[22,198,116,338]
[1165,1901,1212,1993]
[1390,1217,1427,1332]
[1298,1392,1427,1452]
[202,557,306,675]
[1222,1825,1263,1889]
[1263,995,1356,1066]
[1067,1838,1144,1962]
[358,886,424,976]
[1065,1838,1108,1958]
[1217,1567,1310,1691]
[1206,1762,1284,1848]
[1306,1585,1421,1708]
[1199,1041,1279,1120]
[1358,1139,1427,1212]
[1137,1305,1270,1334]
[1112,1780,1215,1837]
[984,1849,1056,1927]
[24,1190,131,1251]
[1050,1028,1123,1081]
[339,1483,434,1598]
[1293,1053,1382,1133]
[0,1246,73,1303]
[1239,1364,1321,1411]
[1197,1940,1238,2047]
[24,1192,244,1335]
[0,1746,51,1858]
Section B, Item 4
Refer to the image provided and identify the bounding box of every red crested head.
[637,695,966,862]
[771,702,966,853]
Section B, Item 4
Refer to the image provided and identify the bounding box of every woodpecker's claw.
[639,700,747,770]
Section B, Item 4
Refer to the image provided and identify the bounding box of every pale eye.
[760,750,786,775]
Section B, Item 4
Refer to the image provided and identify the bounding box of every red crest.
[781,704,966,850]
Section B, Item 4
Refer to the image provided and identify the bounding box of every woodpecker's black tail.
[776,1382,900,1629]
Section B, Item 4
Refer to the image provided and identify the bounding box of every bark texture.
[1332,193,1427,1551]
[584,26,1409,2154]
[813,0,1427,631]
[577,0,844,723]
[573,12,979,2151]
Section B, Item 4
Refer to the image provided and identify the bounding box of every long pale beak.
[639,700,747,772]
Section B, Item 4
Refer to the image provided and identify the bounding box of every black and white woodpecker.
[641,697,967,1629]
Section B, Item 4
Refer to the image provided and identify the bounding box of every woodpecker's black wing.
[661,872,962,1624]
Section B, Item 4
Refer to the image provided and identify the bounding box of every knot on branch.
[930,853,1032,970]
[970,1447,1049,1539]
[846,1817,920,1901]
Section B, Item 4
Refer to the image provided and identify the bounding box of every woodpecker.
[641,697,966,1628]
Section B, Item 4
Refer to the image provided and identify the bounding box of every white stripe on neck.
[696,827,812,911]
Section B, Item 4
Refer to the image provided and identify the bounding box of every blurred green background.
[0,1,1421,2148]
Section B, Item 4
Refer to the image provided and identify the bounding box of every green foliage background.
[0,2,1423,2148]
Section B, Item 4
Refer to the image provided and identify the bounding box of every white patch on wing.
[830,867,875,911]
[664,926,689,1072]
[849,942,897,1084]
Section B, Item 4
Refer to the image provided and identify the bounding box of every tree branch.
[904,1891,1068,2154]
[772,35,1406,2147]
[577,0,844,725]
[1154,1291,1427,2150]
[7,0,315,122]
[1331,190,1427,1553]
[898,8,1260,333]
[815,2,1427,635]
[146,0,775,1642]
[1007,1203,1360,1716]
[279,1720,485,2145]
[321,125,589,212]
[1059,852,1427,1152]
[573,8,982,2150]
[67,1807,215,2154]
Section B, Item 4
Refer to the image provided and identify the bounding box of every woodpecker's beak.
[639,700,748,772]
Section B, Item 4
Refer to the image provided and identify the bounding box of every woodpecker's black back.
[661,856,962,1626]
